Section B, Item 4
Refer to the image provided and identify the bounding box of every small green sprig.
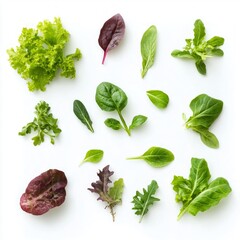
[171,19,224,75]
[19,101,61,145]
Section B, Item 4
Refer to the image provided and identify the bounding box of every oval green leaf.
[73,100,94,132]
[80,149,104,165]
[127,146,174,168]
[129,115,147,130]
[146,90,169,109]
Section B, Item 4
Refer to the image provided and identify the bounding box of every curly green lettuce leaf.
[7,17,82,91]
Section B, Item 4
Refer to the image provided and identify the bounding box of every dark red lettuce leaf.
[98,13,125,64]
[20,169,67,215]
[88,165,113,201]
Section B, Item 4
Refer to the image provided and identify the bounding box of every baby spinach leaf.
[129,115,148,130]
[80,149,104,165]
[95,82,127,112]
[96,82,147,136]
[193,126,219,149]
[146,90,169,109]
[98,13,125,64]
[171,19,224,75]
[172,158,231,220]
[132,180,160,223]
[127,146,174,168]
[141,25,157,78]
[73,100,94,133]
[184,94,223,148]
[104,118,122,130]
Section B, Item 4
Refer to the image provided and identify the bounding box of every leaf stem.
[117,110,131,136]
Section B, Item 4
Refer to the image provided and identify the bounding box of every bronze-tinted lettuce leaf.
[20,169,67,215]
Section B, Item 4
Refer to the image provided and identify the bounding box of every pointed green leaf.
[73,100,94,132]
[146,90,169,109]
[129,115,147,130]
[80,149,104,165]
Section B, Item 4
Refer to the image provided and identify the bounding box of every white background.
[0,0,239,239]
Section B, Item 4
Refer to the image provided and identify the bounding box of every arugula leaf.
[19,101,61,145]
[80,149,104,165]
[127,146,174,168]
[7,18,82,91]
[185,94,223,148]
[96,82,147,136]
[141,25,157,78]
[172,158,231,220]
[171,19,224,75]
[73,100,94,133]
[146,90,169,109]
[88,165,124,221]
[132,180,160,222]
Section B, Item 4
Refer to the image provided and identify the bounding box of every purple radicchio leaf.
[20,169,67,215]
[98,13,125,64]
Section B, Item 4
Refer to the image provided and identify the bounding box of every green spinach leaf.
[141,25,157,78]
[96,82,147,136]
[172,158,231,219]
[146,90,169,109]
[73,100,94,133]
[127,146,174,168]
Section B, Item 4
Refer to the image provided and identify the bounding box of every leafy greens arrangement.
[127,146,174,168]
[95,82,147,136]
[19,101,61,146]
[171,19,224,75]
[7,17,82,91]
[98,13,125,64]
[80,149,104,165]
[172,158,231,220]
[132,180,160,222]
[141,25,157,78]
[184,94,223,148]
[73,100,94,133]
[88,165,124,221]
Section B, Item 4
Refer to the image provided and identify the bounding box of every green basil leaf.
[80,149,104,165]
[129,115,147,130]
[171,50,194,59]
[193,19,205,46]
[207,36,224,47]
[146,90,169,109]
[193,126,219,148]
[141,25,157,78]
[108,178,124,202]
[127,146,174,168]
[73,100,94,133]
[95,82,128,112]
[187,177,231,216]
[210,48,224,57]
[186,94,223,129]
[104,118,122,130]
[195,59,206,75]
